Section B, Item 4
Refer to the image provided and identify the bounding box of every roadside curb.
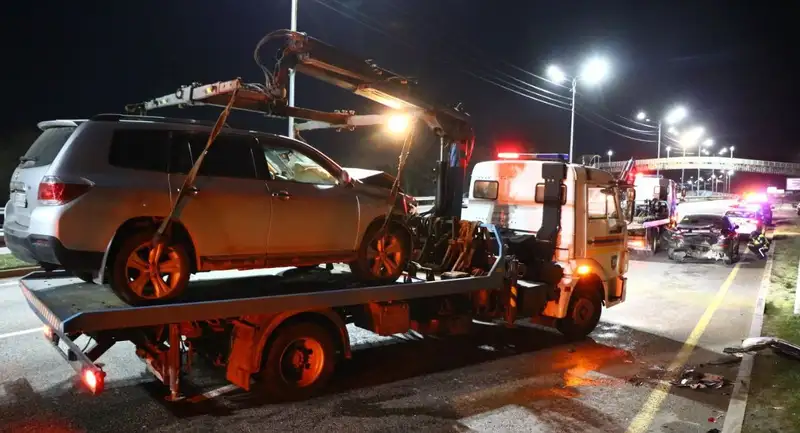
[0,267,40,279]
[721,234,777,433]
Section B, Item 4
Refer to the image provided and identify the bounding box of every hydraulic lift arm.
[126,30,473,219]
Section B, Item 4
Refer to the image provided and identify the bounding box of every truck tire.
[349,222,411,284]
[109,229,191,305]
[257,322,336,401]
[556,286,602,340]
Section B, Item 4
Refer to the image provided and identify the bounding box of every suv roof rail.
[90,113,230,128]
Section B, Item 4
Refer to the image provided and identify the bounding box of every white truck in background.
[626,174,678,256]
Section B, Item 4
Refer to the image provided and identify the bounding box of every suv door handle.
[272,190,291,200]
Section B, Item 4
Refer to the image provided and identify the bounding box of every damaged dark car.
[667,214,741,265]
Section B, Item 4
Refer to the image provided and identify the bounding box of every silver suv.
[5,114,412,304]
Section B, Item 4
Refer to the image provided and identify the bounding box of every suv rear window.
[109,130,171,172]
[21,127,76,168]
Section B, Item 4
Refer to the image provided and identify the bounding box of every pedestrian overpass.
[596,156,800,176]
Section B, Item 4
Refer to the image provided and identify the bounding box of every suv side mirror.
[340,170,354,187]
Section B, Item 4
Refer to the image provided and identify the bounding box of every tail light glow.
[497,152,520,159]
[82,368,105,394]
[38,176,93,205]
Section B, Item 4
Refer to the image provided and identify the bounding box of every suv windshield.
[21,127,76,168]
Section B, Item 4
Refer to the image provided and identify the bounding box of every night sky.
[1,1,797,193]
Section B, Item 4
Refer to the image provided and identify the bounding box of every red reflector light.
[82,369,105,394]
[38,176,92,205]
[497,152,520,159]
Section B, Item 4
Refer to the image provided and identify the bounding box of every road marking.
[0,327,40,340]
[0,280,19,288]
[722,234,779,433]
[626,263,741,433]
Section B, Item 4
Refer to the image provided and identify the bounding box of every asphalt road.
[0,204,789,433]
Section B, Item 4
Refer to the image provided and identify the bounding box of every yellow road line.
[626,263,741,433]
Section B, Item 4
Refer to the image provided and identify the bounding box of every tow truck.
[625,173,678,256]
[18,30,633,401]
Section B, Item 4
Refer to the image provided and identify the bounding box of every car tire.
[556,286,603,341]
[349,221,411,284]
[110,228,191,305]
[73,271,95,284]
[256,322,336,401]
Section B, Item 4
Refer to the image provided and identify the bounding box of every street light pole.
[568,77,577,164]
[287,0,298,139]
[656,121,662,177]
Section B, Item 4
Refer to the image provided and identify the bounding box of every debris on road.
[724,336,800,360]
[672,369,729,389]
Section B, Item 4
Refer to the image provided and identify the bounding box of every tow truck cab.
[462,153,632,318]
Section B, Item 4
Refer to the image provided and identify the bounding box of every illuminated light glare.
[43,326,52,340]
[386,114,411,135]
[668,126,679,135]
[576,265,591,275]
[497,152,520,159]
[665,106,688,125]
[680,126,705,148]
[83,370,99,392]
[607,150,613,156]
[703,138,714,147]
[636,111,647,121]
[580,57,610,85]
[546,65,567,84]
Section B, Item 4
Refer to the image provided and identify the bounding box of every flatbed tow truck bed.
[17,228,552,400]
[21,265,506,335]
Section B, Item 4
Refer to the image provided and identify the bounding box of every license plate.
[13,192,27,208]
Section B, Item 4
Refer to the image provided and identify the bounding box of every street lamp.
[546,56,611,163]
[727,170,735,193]
[639,105,689,176]
[680,126,705,184]
[607,149,613,163]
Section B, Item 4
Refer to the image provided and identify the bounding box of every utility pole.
[287,0,298,139]
[568,77,577,164]
[656,121,662,177]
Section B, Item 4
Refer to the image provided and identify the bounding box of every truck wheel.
[110,229,190,305]
[556,286,602,340]
[257,322,336,401]
[349,222,411,284]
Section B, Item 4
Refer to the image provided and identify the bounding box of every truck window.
[534,183,567,204]
[588,187,608,219]
[473,180,498,199]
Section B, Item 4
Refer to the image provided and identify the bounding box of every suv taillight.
[38,176,92,205]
